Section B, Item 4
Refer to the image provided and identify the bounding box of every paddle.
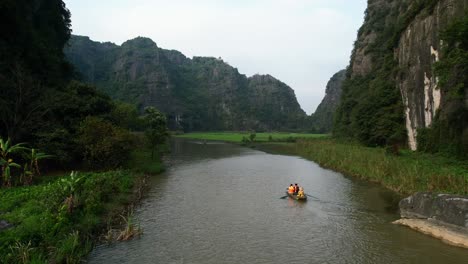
[306,194,320,200]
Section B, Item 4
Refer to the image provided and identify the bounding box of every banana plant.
[21,163,34,186]
[0,138,29,187]
[0,138,28,160]
[29,148,53,177]
[60,171,84,213]
[0,158,22,187]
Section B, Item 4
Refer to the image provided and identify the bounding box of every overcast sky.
[64,0,367,114]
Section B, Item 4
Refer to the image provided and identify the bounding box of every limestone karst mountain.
[66,36,306,131]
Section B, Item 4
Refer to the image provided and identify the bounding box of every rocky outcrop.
[335,0,467,151]
[65,35,306,131]
[394,218,468,248]
[310,70,346,133]
[395,192,468,248]
[399,192,468,228]
[396,0,468,150]
[350,0,403,77]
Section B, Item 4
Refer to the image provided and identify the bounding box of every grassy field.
[258,138,468,195]
[176,132,328,142]
[0,149,164,263]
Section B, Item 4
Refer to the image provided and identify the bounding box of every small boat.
[286,192,307,201]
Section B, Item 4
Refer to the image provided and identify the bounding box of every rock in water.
[399,192,468,229]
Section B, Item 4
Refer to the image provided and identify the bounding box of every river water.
[89,139,468,263]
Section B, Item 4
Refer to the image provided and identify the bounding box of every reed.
[260,138,468,195]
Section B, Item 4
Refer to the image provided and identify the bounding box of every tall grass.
[260,138,468,195]
[0,148,164,263]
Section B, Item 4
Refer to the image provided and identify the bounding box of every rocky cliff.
[310,70,346,133]
[335,0,467,156]
[396,0,468,151]
[66,36,306,131]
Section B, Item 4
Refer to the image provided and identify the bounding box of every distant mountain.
[310,70,346,133]
[65,35,306,131]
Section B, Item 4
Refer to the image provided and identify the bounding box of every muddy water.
[89,139,468,263]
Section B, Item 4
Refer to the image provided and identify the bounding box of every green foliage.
[65,36,307,132]
[78,116,133,169]
[417,15,468,158]
[0,138,29,186]
[334,1,423,147]
[143,107,169,158]
[109,101,144,131]
[0,169,151,263]
[0,1,128,169]
[0,0,72,141]
[334,67,406,147]
[249,132,256,142]
[337,1,466,159]
[310,70,346,133]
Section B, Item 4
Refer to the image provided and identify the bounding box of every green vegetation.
[143,107,170,159]
[0,147,165,263]
[176,132,328,143]
[417,15,468,158]
[334,1,467,160]
[308,70,346,133]
[0,2,171,262]
[259,139,468,195]
[78,116,133,169]
[65,36,307,132]
[334,0,407,147]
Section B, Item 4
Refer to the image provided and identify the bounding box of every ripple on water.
[88,139,468,264]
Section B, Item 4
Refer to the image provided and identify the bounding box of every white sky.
[64,0,367,114]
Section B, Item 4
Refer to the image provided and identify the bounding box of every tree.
[249,132,256,142]
[143,107,169,159]
[78,116,133,169]
[109,101,142,131]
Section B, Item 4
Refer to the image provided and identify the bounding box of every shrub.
[77,116,133,169]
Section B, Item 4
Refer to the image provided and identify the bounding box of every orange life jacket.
[288,186,294,193]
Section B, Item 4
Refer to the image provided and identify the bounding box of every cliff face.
[310,70,346,133]
[335,0,467,154]
[66,36,306,131]
[396,0,468,150]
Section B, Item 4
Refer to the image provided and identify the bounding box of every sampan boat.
[286,192,307,201]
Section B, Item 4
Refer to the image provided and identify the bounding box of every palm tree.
[0,138,28,186]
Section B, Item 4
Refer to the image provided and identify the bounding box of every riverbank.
[0,149,164,263]
[257,138,468,195]
[260,138,468,250]
[177,133,467,195]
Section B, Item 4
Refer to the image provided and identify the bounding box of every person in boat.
[297,187,305,199]
[288,184,295,194]
[294,183,299,194]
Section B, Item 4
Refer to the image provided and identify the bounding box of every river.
[89,139,468,263]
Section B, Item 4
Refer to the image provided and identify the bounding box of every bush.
[77,117,133,169]
[249,132,256,142]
